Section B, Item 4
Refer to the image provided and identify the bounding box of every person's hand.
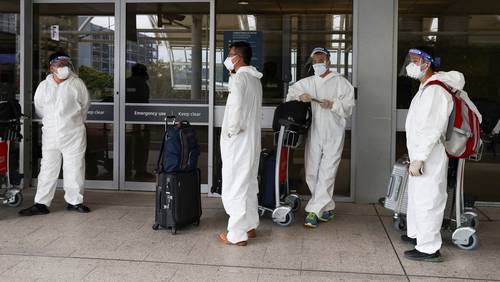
[409,160,424,176]
[320,99,333,109]
[299,93,312,102]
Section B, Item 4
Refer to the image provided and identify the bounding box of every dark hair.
[414,45,438,70]
[229,41,252,65]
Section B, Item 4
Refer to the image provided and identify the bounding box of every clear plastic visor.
[399,53,431,77]
[50,58,75,74]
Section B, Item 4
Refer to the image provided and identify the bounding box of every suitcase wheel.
[152,224,160,230]
[393,217,407,232]
[171,227,177,235]
[193,220,200,226]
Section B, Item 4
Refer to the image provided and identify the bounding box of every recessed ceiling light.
[238,1,249,5]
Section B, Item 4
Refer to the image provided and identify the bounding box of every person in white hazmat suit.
[401,46,457,262]
[19,52,91,216]
[217,42,263,246]
[286,47,355,228]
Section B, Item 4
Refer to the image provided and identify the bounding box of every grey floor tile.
[1,256,97,281]
[1,189,498,282]
[260,238,303,269]
[174,265,260,282]
[381,217,500,281]
[408,277,486,282]
[477,207,500,221]
[83,260,177,282]
[0,254,26,275]
[299,215,404,275]
[333,202,378,216]
[374,203,396,217]
[299,271,408,282]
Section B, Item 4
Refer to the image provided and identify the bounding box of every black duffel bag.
[272,100,312,133]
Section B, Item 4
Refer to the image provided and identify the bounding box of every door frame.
[119,0,213,192]
[31,0,120,190]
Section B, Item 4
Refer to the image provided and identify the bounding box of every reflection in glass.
[125,3,210,103]
[125,125,208,183]
[215,8,353,105]
[32,122,114,181]
[86,124,113,180]
[397,2,500,109]
[33,4,115,102]
[397,1,500,203]
[213,128,351,197]
[0,0,21,181]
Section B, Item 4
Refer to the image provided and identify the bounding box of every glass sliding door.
[213,0,354,199]
[121,1,210,191]
[32,2,118,189]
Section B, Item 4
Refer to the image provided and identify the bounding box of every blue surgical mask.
[312,63,327,76]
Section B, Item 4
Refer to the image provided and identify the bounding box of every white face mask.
[405,63,426,80]
[223,56,236,71]
[312,63,327,76]
[55,66,70,80]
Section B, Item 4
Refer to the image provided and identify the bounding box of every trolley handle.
[278,118,308,130]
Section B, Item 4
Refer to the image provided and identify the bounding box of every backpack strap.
[423,80,461,145]
[424,80,458,96]
[156,131,167,174]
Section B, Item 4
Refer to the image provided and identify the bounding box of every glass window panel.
[398,1,500,203]
[33,3,115,102]
[126,3,210,103]
[125,124,208,184]
[215,2,353,105]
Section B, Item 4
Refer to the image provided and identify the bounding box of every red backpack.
[425,80,482,159]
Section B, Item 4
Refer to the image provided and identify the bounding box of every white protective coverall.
[405,71,461,254]
[286,72,355,216]
[221,66,263,243]
[34,73,90,206]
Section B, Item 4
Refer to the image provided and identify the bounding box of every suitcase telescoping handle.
[165,115,177,130]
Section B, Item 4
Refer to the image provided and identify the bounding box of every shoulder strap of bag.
[424,80,458,96]
[156,130,167,173]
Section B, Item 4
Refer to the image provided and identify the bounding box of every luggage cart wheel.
[462,211,479,229]
[7,192,23,207]
[275,212,294,227]
[284,194,301,213]
[171,227,177,235]
[291,198,301,213]
[393,217,406,232]
[152,224,160,230]
[456,233,479,250]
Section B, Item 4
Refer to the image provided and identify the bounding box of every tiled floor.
[0,189,499,282]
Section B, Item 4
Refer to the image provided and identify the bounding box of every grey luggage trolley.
[0,118,25,207]
[447,158,479,250]
[258,120,302,227]
[383,156,480,250]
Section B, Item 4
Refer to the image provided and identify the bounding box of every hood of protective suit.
[428,71,465,90]
[236,66,263,79]
[424,70,482,123]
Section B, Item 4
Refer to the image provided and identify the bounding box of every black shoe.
[404,249,443,262]
[19,203,50,216]
[401,235,417,245]
[66,203,91,213]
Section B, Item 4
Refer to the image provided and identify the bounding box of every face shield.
[49,56,75,79]
[399,48,440,80]
[306,47,331,76]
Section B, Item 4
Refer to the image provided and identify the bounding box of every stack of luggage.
[152,116,201,235]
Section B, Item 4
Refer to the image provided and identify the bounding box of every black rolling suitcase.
[152,116,202,234]
[153,169,202,234]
